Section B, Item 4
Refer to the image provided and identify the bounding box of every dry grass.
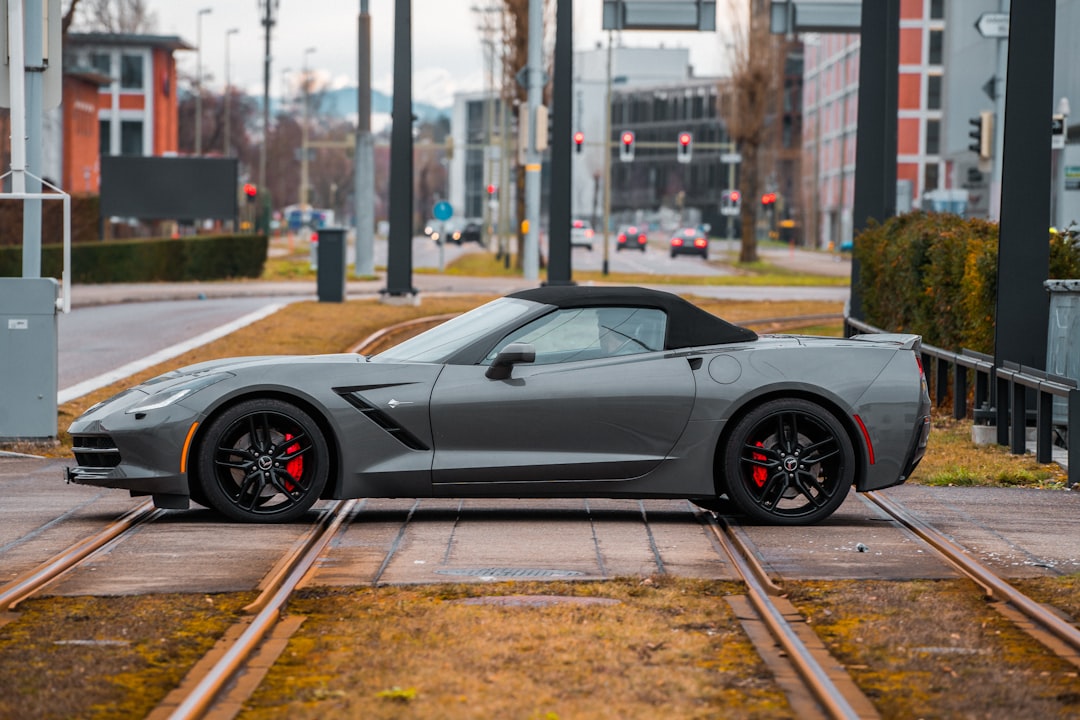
[241,578,791,720]
[786,579,1080,719]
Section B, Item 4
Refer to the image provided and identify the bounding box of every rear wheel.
[723,398,854,525]
[197,399,329,523]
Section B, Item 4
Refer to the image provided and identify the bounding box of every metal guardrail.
[845,316,1078,487]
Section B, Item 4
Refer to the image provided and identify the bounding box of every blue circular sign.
[433,201,453,221]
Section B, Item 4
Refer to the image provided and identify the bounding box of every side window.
[485,307,667,365]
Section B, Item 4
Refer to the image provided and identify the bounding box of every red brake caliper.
[283,433,303,491]
[752,441,767,487]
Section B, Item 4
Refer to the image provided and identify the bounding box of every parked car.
[669,227,709,259]
[616,225,648,252]
[570,219,594,250]
[66,286,931,526]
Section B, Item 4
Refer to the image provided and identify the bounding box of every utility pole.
[300,47,316,213]
[601,30,613,276]
[354,0,375,277]
[522,0,543,280]
[258,0,279,231]
[224,28,238,157]
[194,7,211,156]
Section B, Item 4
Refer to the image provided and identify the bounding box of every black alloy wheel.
[723,398,854,525]
[197,398,329,522]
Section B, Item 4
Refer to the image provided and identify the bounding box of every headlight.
[125,373,230,414]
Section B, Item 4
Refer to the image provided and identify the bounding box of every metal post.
[224,28,238,157]
[601,30,613,276]
[522,0,542,281]
[300,47,315,212]
[258,0,277,229]
[194,7,211,156]
[849,0,899,321]
[547,0,573,285]
[385,0,415,297]
[994,0,1055,372]
[988,0,1008,221]
[354,0,375,277]
[22,0,43,278]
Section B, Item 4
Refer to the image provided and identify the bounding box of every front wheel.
[196,399,329,523]
[722,398,854,525]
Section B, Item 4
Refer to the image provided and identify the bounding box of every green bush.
[0,234,268,283]
[854,212,1080,354]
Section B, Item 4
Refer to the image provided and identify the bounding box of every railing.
[845,316,1078,487]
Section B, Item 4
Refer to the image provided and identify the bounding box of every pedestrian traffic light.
[761,192,777,206]
[243,183,257,203]
[619,131,635,162]
[967,111,993,159]
[574,131,585,154]
[677,131,692,164]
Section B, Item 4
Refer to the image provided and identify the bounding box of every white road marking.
[58,303,286,404]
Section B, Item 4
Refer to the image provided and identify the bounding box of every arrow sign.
[975,12,1009,39]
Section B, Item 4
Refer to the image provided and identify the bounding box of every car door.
[428,306,696,486]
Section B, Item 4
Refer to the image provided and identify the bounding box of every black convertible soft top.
[509,286,758,349]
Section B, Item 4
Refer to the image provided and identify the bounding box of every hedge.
[0,234,268,283]
[854,211,1080,354]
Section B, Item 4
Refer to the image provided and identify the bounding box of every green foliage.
[0,234,268,283]
[854,213,1080,353]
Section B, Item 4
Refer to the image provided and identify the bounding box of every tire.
[722,398,854,525]
[196,398,329,523]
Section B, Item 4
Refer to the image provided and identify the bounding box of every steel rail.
[865,491,1080,655]
[0,499,160,612]
[167,498,358,720]
[703,514,866,720]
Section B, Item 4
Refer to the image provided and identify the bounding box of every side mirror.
[485,342,536,379]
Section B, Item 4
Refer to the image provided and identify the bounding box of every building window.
[90,52,111,77]
[930,0,944,20]
[927,75,942,110]
[99,120,111,155]
[120,53,144,90]
[924,163,939,193]
[925,119,940,155]
[928,30,943,65]
[120,120,143,155]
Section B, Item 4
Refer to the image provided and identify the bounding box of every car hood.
[141,353,368,389]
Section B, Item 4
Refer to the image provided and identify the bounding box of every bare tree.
[720,0,781,263]
[70,0,157,33]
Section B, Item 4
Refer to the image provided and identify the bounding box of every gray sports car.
[66,287,931,525]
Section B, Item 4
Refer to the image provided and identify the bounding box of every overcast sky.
[146,1,736,107]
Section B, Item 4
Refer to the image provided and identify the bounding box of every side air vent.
[335,390,429,451]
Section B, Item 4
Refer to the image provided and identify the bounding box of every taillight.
[585,229,594,238]
[618,234,626,242]
[638,235,646,243]
[694,237,707,248]
[671,237,684,247]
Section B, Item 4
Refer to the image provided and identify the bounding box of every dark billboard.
[100,156,239,221]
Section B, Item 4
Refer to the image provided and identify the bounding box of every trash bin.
[1045,279,1080,424]
[317,227,347,303]
[0,277,58,440]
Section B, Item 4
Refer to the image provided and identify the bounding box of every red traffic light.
[243,183,257,198]
[761,192,777,205]
[573,131,584,145]
[730,190,740,202]
[678,132,692,146]
[621,131,634,146]
[486,184,497,195]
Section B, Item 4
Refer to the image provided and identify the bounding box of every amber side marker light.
[180,422,200,473]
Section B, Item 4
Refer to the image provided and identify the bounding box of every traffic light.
[573,131,585,154]
[968,111,993,158]
[677,131,692,164]
[761,192,777,206]
[486,183,498,198]
[619,131,635,162]
[722,189,741,215]
[243,183,257,203]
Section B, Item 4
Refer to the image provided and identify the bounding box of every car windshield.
[369,297,539,364]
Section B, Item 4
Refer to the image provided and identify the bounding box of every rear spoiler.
[850,333,922,352]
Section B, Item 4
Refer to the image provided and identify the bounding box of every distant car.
[571,220,594,250]
[437,221,483,246]
[65,285,932,526]
[616,225,648,252]
[670,227,709,259]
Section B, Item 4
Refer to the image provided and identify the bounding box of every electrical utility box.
[0,278,58,440]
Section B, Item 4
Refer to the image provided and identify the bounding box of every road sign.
[433,201,453,221]
[975,12,1009,39]
[720,152,742,164]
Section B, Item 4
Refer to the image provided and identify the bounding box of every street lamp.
[300,47,316,212]
[194,7,212,156]
[224,28,239,157]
